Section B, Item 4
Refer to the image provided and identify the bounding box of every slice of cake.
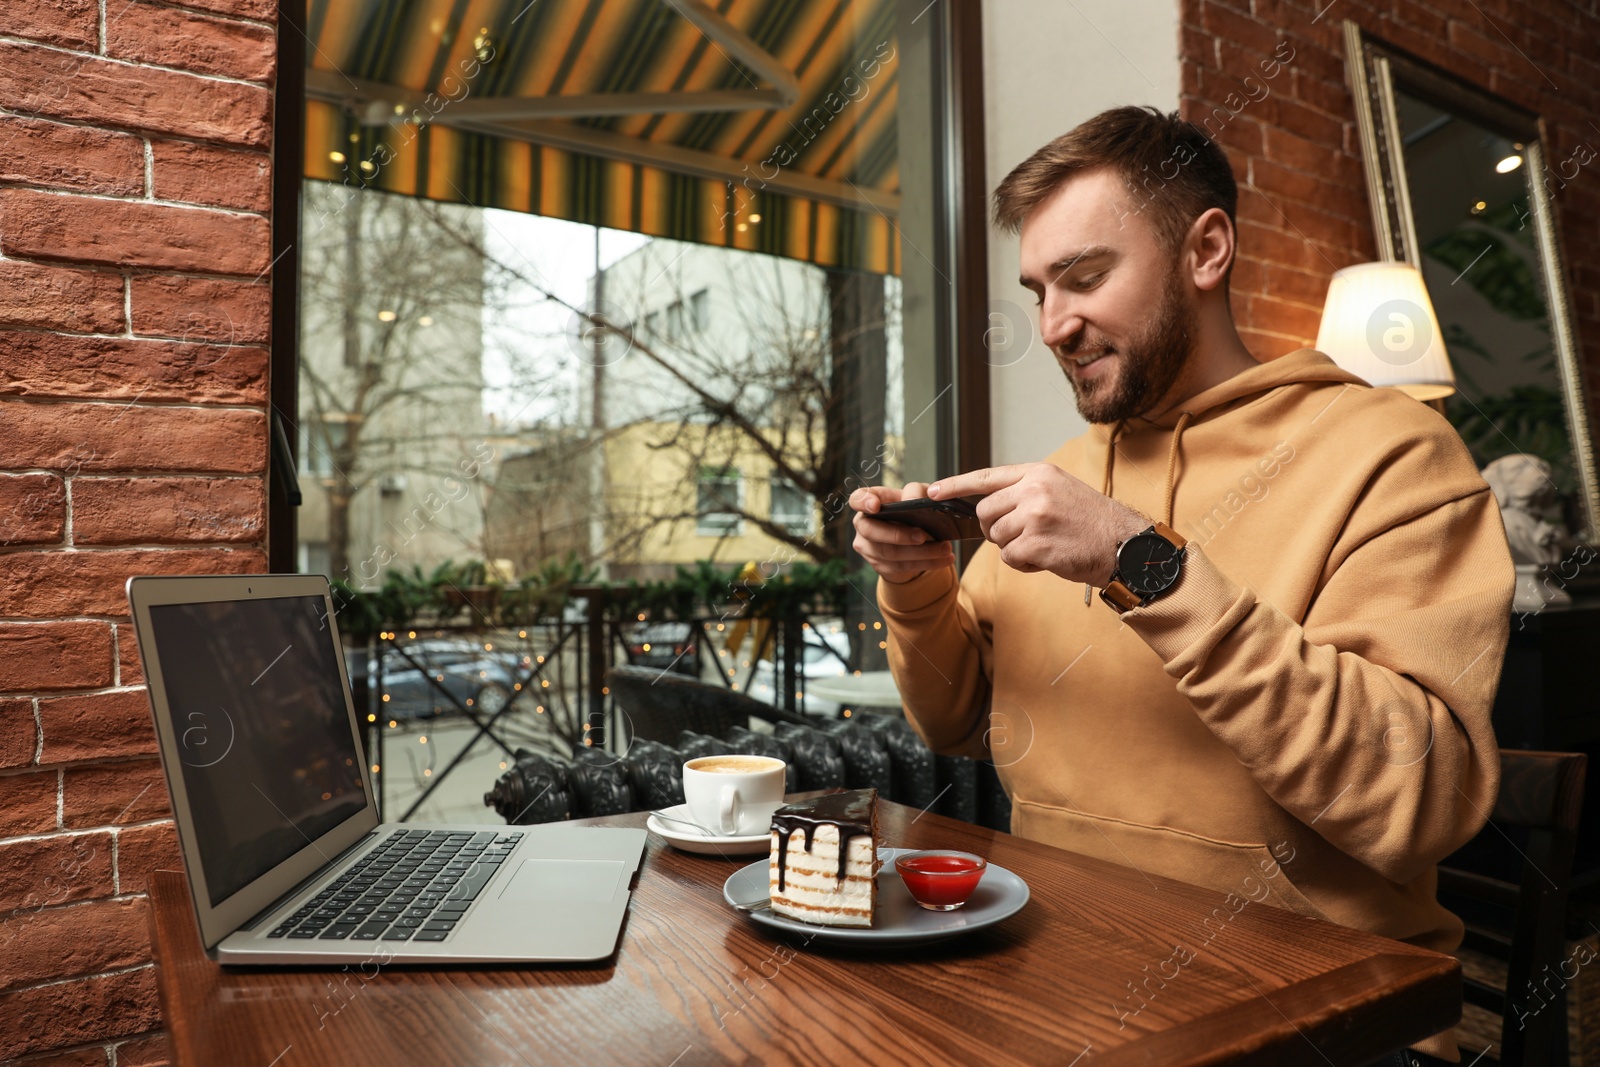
[769,788,880,927]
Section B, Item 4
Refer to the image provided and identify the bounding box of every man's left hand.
[929,464,1149,587]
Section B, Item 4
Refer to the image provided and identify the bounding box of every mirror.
[1344,22,1599,542]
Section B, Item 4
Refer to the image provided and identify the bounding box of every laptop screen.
[147,594,368,907]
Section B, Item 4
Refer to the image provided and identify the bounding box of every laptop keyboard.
[266,829,523,943]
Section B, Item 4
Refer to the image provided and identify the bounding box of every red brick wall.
[1182,0,1600,428]
[0,0,274,1062]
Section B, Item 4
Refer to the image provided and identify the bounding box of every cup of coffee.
[681,755,786,836]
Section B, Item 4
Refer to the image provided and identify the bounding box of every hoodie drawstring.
[1086,421,1126,605]
[1163,410,1195,528]
[1085,412,1193,606]
[1100,420,1124,500]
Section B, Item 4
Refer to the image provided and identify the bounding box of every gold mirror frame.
[1343,21,1600,539]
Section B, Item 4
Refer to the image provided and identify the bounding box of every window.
[769,478,813,537]
[299,416,347,478]
[696,467,743,537]
[288,1,990,587]
[299,541,331,578]
[690,289,709,333]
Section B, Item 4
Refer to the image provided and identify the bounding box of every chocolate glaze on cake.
[771,788,877,893]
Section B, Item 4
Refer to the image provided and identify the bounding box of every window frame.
[268,0,307,571]
[695,466,744,538]
[768,476,815,538]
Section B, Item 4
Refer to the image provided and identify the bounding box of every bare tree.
[298,182,557,579]
[418,204,903,569]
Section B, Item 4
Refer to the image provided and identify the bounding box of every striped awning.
[303,0,901,274]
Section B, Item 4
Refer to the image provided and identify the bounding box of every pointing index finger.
[929,465,1026,499]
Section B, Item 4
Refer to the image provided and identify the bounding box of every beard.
[1059,269,1195,424]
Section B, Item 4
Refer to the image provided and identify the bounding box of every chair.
[603,664,813,744]
[484,703,1013,831]
[1438,749,1587,1066]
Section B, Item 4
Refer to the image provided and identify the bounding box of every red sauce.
[897,854,985,908]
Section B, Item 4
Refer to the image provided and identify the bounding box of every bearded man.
[850,106,1513,1066]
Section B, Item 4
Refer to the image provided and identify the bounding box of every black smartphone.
[869,496,986,541]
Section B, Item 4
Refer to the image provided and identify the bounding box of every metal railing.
[350,586,840,820]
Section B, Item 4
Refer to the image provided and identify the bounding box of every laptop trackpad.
[498,858,626,903]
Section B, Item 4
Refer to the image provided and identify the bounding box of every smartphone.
[869,496,986,541]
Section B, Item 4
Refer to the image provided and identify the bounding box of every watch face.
[1119,533,1184,597]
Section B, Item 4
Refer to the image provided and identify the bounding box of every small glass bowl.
[894,850,988,911]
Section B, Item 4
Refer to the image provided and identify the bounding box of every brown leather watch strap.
[1098,523,1187,613]
[1099,581,1142,613]
[1152,522,1186,549]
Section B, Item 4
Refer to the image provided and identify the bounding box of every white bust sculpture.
[1481,454,1568,610]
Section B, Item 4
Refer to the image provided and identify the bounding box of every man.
[851,107,1512,1066]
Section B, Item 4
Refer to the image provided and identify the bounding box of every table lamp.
[1314,261,1456,400]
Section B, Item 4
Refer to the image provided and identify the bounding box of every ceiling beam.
[450,87,787,121]
[659,0,802,106]
[304,70,899,217]
[481,117,900,216]
[306,70,783,121]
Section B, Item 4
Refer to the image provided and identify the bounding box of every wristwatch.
[1099,523,1187,613]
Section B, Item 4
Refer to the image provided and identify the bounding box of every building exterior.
[484,237,900,581]
[575,238,900,580]
[295,183,491,586]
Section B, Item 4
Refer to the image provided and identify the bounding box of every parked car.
[347,637,515,721]
[620,621,700,677]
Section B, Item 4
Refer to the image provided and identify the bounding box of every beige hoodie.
[879,349,1514,1060]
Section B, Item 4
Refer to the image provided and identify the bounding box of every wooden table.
[148,800,1460,1066]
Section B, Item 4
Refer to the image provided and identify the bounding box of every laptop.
[127,573,647,965]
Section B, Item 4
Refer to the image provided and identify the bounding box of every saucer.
[724,848,1029,946]
[647,804,770,856]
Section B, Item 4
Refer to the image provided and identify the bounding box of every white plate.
[723,847,1030,946]
[647,804,770,856]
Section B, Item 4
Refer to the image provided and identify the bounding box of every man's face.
[1017,168,1195,424]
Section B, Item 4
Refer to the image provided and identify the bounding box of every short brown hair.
[993,106,1238,257]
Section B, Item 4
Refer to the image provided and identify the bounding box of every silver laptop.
[127,573,646,965]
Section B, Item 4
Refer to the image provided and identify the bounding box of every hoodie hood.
[1123,348,1368,431]
[1089,349,1370,527]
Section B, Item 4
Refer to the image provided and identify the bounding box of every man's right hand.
[849,484,957,584]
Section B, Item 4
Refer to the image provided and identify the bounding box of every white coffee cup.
[681,755,787,836]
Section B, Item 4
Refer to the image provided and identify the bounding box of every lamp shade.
[1314,261,1456,401]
